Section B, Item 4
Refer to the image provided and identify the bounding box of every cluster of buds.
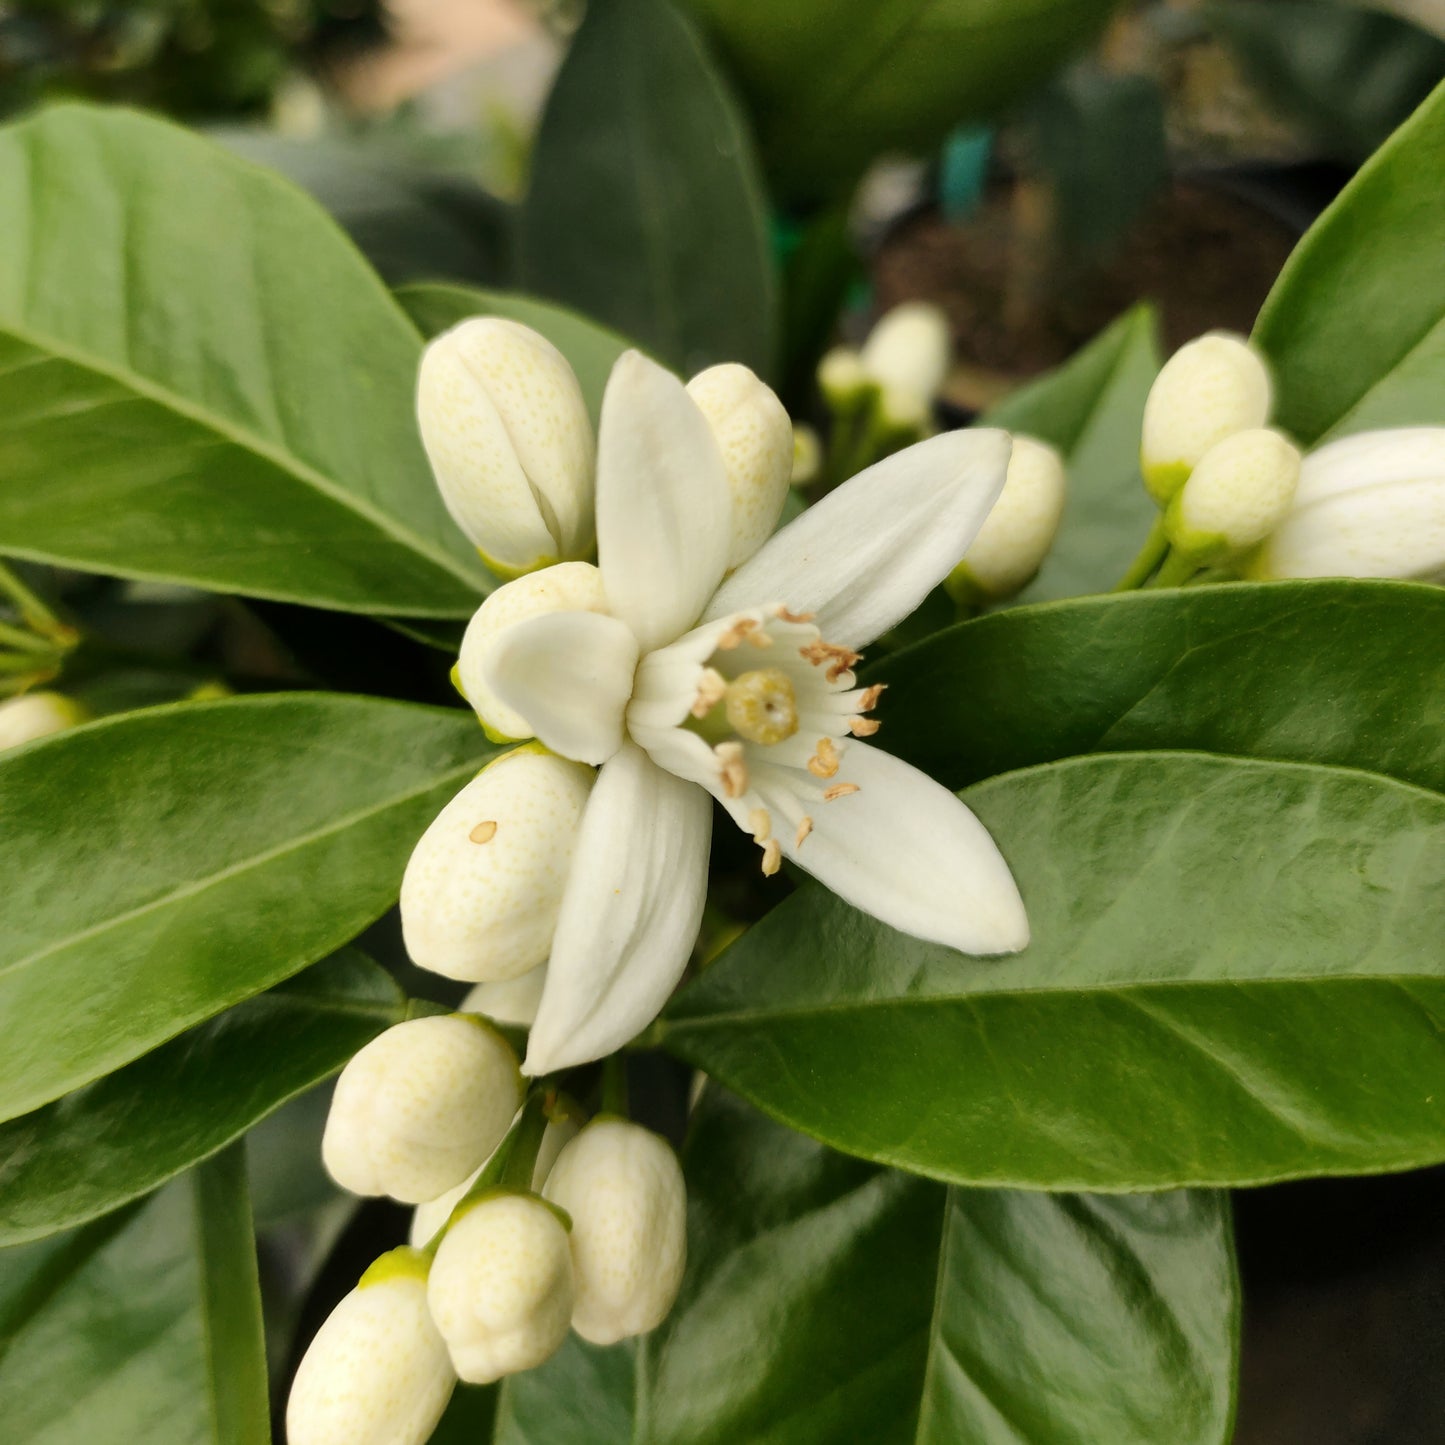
[288,1009,687,1445]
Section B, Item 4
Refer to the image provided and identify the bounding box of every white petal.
[704,429,1012,649]
[686,363,793,568]
[457,563,609,742]
[462,967,548,1028]
[400,748,594,982]
[1249,477,1445,581]
[1293,427,1445,506]
[525,744,711,1074]
[597,352,732,653]
[484,611,640,766]
[775,742,1028,955]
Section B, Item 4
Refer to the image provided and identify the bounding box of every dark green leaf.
[1254,77,1445,444]
[877,580,1445,795]
[663,753,1445,1189]
[0,950,405,1245]
[398,282,633,424]
[519,0,776,376]
[0,693,491,1123]
[0,104,487,616]
[499,1090,1238,1443]
[982,304,1161,602]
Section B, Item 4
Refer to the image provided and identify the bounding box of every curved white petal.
[484,611,640,766]
[767,742,1028,956]
[705,429,1012,648]
[1293,427,1445,506]
[597,352,732,653]
[525,744,712,1074]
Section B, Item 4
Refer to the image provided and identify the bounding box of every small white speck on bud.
[1140,332,1273,504]
[400,746,594,982]
[322,1013,522,1204]
[427,1192,575,1383]
[417,318,595,576]
[860,301,952,410]
[1165,427,1301,564]
[947,435,1066,603]
[686,363,793,567]
[286,1247,454,1445]
[542,1118,687,1345]
[0,692,85,752]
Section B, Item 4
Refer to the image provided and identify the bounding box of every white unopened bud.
[1245,427,1445,582]
[817,346,870,409]
[286,1248,454,1445]
[542,1119,686,1345]
[1165,428,1301,563]
[322,1014,522,1203]
[456,563,609,742]
[462,968,548,1028]
[686,364,793,568]
[860,302,952,407]
[0,692,84,751]
[1141,333,1272,503]
[427,1192,574,1383]
[417,319,595,576]
[947,435,1065,602]
[400,746,594,982]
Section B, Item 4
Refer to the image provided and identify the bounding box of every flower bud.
[322,1014,522,1203]
[1165,428,1301,564]
[456,563,609,742]
[286,1247,454,1445]
[686,363,793,567]
[0,692,84,751]
[860,302,952,407]
[462,968,548,1028]
[427,1192,574,1383]
[816,346,871,410]
[1141,333,1272,504]
[401,746,594,982]
[417,319,596,576]
[542,1119,686,1345]
[947,435,1065,602]
[790,424,821,486]
[1244,427,1445,581]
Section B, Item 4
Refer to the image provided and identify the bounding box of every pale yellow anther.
[716,618,762,650]
[798,640,862,683]
[807,737,840,779]
[858,684,886,711]
[716,742,749,799]
[795,816,813,847]
[724,668,799,746]
[849,717,881,737]
[691,668,727,718]
[776,606,816,624]
[824,781,860,801]
[469,821,498,844]
[761,839,782,876]
[748,808,772,843]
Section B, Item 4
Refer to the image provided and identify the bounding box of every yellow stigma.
[724,668,799,746]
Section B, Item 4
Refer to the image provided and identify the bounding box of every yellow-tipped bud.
[1165,428,1301,564]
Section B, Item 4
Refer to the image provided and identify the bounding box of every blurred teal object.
[940,125,993,221]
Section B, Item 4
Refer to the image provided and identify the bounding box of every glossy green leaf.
[397,282,633,424]
[192,1142,268,1445]
[519,0,776,377]
[681,0,1117,201]
[0,1172,264,1443]
[983,304,1161,602]
[663,752,1445,1189]
[0,693,491,1124]
[0,104,487,616]
[499,1090,1238,1443]
[1254,77,1445,443]
[877,580,1445,795]
[0,950,405,1246]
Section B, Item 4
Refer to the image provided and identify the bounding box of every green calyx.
[359,1245,431,1289]
[1142,456,1191,506]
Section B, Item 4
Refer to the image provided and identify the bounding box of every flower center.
[723,668,798,746]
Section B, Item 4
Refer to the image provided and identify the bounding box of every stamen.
[716,617,764,650]
[468,821,498,844]
[691,667,727,718]
[775,606,816,624]
[806,737,840,779]
[748,807,772,843]
[716,742,749,799]
[761,839,782,876]
[724,668,800,745]
[795,816,813,847]
[798,640,863,683]
[858,683,886,711]
[848,717,881,737]
[823,782,860,801]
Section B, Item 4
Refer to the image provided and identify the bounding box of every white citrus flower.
[427,1192,574,1384]
[860,301,952,413]
[1244,427,1445,581]
[461,969,549,1029]
[1165,428,1301,564]
[0,692,84,751]
[322,1013,522,1204]
[417,318,595,576]
[286,1248,454,1445]
[1141,333,1272,503]
[542,1118,687,1345]
[413,342,1029,1075]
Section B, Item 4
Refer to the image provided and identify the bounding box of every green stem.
[600,1054,630,1118]
[1146,548,1202,590]
[0,621,52,654]
[498,1089,550,1193]
[1111,515,1169,592]
[0,561,64,637]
